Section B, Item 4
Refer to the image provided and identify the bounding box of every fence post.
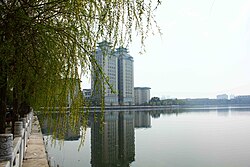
[14,122,23,167]
[0,134,13,163]
[20,117,27,158]
[14,122,23,138]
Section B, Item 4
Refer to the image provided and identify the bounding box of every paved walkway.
[23,116,49,167]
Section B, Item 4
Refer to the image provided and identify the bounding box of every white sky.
[83,0,250,99]
[129,0,250,99]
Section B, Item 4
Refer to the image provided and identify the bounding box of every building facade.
[116,47,134,105]
[91,41,119,105]
[217,94,228,100]
[134,87,151,105]
[82,89,91,100]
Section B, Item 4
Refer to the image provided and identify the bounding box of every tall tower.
[116,47,134,105]
[91,41,118,105]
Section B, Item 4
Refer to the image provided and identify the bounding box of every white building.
[91,41,118,105]
[82,89,91,100]
[134,87,151,105]
[229,94,235,99]
[217,94,228,100]
[116,47,134,105]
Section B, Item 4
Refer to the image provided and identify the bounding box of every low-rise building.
[134,87,151,105]
[217,94,228,100]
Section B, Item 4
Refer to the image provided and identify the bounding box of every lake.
[41,106,250,167]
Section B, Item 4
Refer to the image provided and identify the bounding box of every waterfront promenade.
[22,116,48,167]
[0,114,48,167]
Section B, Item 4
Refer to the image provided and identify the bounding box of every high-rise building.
[134,87,151,105]
[116,47,134,105]
[91,41,118,105]
[91,42,135,106]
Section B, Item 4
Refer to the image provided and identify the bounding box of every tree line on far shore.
[148,96,250,106]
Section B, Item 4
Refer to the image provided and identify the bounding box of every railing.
[0,111,33,167]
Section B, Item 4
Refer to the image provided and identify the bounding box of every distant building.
[82,89,91,100]
[91,41,119,105]
[230,95,250,105]
[183,98,212,105]
[91,41,136,106]
[217,94,228,100]
[235,95,250,99]
[134,87,151,105]
[229,94,235,99]
[116,47,134,105]
[65,78,81,107]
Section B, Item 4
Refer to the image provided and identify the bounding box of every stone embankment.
[0,112,49,167]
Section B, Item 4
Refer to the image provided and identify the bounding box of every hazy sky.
[129,0,250,99]
[83,0,250,99]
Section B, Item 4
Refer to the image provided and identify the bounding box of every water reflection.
[90,111,135,167]
[41,113,81,141]
[134,112,151,128]
[90,111,152,166]
[40,111,152,167]
[41,107,250,167]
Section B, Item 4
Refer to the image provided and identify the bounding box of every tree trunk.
[0,63,7,134]
[19,101,30,118]
[12,87,19,134]
[19,78,30,117]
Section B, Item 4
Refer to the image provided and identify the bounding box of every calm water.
[41,106,250,167]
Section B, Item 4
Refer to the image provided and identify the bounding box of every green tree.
[0,0,161,134]
[149,97,160,105]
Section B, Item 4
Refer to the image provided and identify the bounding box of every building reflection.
[40,111,153,166]
[134,111,151,128]
[90,111,136,167]
[216,108,230,117]
[119,112,135,166]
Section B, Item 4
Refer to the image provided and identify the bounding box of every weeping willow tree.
[0,0,161,136]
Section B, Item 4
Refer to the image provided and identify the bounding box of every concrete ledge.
[22,116,49,167]
[0,161,10,167]
[22,159,48,167]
